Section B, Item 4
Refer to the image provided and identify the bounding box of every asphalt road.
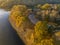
[0,9,25,45]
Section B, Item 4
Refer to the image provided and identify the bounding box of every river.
[0,9,25,45]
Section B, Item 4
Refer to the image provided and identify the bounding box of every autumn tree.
[34,21,54,45]
[41,3,51,10]
[35,4,41,9]
[10,5,28,28]
[10,4,35,45]
[57,4,60,10]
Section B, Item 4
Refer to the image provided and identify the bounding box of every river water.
[0,9,25,45]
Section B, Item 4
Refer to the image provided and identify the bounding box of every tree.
[41,3,51,10]
[10,5,28,28]
[34,21,54,45]
[36,4,41,9]
[57,4,60,10]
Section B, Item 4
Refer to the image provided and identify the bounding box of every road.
[0,9,25,45]
[28,14,39,24]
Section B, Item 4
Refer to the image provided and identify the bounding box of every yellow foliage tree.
[41,3,51,10]
[10,4,35,45]
[34,21,54,45]
[10,5,28,28]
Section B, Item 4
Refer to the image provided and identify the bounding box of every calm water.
[0,9,25,45]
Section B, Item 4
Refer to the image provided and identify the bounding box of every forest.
[1,0,59,45]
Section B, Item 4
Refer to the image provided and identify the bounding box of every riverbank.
[0,9,25,45]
